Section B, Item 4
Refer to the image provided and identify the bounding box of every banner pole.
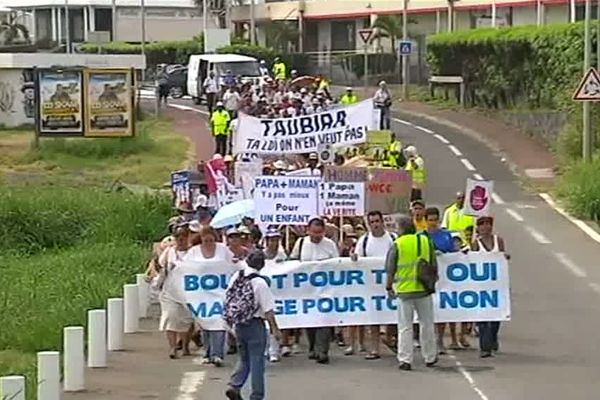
[285,225,290,254]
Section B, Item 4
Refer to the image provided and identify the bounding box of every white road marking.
[449,355,490,400]
[415,125,434,134]
[169,103,209,115]
[491,192,505,205]
[524,225,552,244]
[539,193,600,244]
[505,208,524,222]
[588,282,600,294]
[554,252,587,278]
[460,158,477,171]
[448,145,463,157]
[433,133,450,144]
[175,371,205,400]
[392,118,414,126]
[473,173,485,180]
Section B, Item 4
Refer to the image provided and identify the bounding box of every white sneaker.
[213,357,223,367]
[269,355,280,363]
[281,346,292,357]
[292,344,302,354]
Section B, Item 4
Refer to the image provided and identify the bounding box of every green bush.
[80,38,204,67]
[557,157,600,220]
[0,187,170,255]
[427,23,593,109]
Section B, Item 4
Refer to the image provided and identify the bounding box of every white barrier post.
[37,351,60,400]
[87,309,107,368]
[63,326,84,392]
[136,273,149,318]
[123,284,139,333]
[0,376,25,400]
[107,298,124,351]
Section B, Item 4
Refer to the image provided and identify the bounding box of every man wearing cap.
[307,153,321,176]
[203,71,219,114]
[272,57,287,81]
[340,87,358,105]
[405,145,427,201]
[264,228,287,263]
[374,80,392,129]
[225,250,282,400]
[226,227,250,260]
[211,102,231,156]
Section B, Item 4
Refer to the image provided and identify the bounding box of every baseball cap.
[188,220,202,233]
[265,228,282,239]
[226,227,240,237]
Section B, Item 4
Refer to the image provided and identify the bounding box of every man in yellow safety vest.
[272,57,287,81]
[404,145,427,201]
[210,101,231,156]
[385,131,404,168]
[385,216,438,371]
[441,192,475,241]
[340,87,358,105]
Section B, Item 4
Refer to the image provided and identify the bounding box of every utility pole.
[402,0,408,100]
[583,0,593,162]
[112,0,117,41]
[491,0,497,27]
[203,0,208,37]
[65,0,71,53]
[141,0,146,80]
[250,0,256,45]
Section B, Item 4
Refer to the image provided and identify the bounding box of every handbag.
[416,234,438,294]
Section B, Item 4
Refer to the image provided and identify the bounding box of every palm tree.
[370,15,418,54]
[0,14,30,46]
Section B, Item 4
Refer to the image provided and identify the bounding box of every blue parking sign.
[399,41,412,56]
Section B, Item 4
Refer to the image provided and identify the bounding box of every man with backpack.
[225,249,281,400]
[352,211,397,360]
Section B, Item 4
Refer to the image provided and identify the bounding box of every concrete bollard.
[87,309,107,368]
[136,273,149,318]
[123,284,139,333]
[37,351,60,400]
[0,375,26,400]
[63,326,85,391]
[107,298,124,351]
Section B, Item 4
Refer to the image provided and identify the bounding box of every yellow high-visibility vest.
[211,110,230,136]
[442,203,475,236]
[273,62,287,80]
[340,94,358,105]
[405,156,427,185]
[394,234,431,294]
[387,139,402,168]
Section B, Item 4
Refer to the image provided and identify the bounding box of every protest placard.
[170,170,191,207]
[366,168,412,215]
[464,178,494,217]
[323,166,368,182]
[233,100,374,154]
[234,159,263,199]
[363,130,391,161]
[175,252,511,329]
[319,181,365,217]
[253,175,320,225]
[37,69,84,136]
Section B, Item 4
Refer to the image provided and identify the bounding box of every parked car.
[166,65,187,99]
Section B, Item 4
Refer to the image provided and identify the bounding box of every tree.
[0,14,30,46]
[264,21,299,52]
[370,15,418,54]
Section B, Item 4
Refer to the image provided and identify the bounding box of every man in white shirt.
[203,71,219,114]
[290,217,339,363]
[352,210,397,360]
[222,87,241,119]
[226,250,281,400]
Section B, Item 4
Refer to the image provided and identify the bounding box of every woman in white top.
[471,216,510,358]
[157,225,193,359]
[185,225,235,367]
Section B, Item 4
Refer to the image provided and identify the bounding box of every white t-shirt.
[290,236,339,261]
[203,77,219,94]
[158,247,188,303]
[227,266,275,318]
[223,91,241,111]
[185,243,234,263]
[353,231,396,257]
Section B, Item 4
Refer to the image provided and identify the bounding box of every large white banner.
[233,100,374,154]
[175,252,510,329]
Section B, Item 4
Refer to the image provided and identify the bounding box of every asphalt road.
[143,94,600,400]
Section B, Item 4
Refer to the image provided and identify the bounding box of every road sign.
[358,28,373,45]
[573,67,600,101]
[399,41,412,56]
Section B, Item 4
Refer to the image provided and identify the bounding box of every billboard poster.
[37,69,83,136]
[84,69,134,137]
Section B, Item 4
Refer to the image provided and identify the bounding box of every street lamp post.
[141,0,146,80]
[583,0,593,162]
[64,0,71,53]
[402,0,408,100]
[250,0,256,45]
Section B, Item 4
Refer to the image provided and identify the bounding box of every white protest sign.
[319,181,365,217]
[286,167,313,176]
[464,178,494,217]
[216,172,243,208]
[234,160,263,199]
[253,175,319,225]
[177,252,511,329]
[233,100,374,155]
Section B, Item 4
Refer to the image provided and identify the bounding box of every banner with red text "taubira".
[233,101,375,155]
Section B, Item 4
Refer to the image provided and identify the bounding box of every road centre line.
[175,371,205,400]
[524,225,552,244]
[473,173,485,180]
[433,133,450,144]
[393,118,414,126]
[505,208,524,222]
[448,145,463,157]
[588,282,600,295]
[491,192,505,205]
[539,193,600,244]
[460,158,477,172]
[415,125,435,134]
[554,252,587,278]
[449,355,490,400]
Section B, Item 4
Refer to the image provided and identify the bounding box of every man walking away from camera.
[225,250,281,400]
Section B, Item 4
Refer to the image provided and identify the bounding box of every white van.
[187,54,263,104]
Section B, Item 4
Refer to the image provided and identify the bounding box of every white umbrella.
[210,199,255,229]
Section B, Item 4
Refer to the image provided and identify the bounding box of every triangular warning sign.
[573,68,600,101]
[358,29,373,44]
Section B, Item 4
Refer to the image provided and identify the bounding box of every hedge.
[427,23,595,110]
[79,39,204,67]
